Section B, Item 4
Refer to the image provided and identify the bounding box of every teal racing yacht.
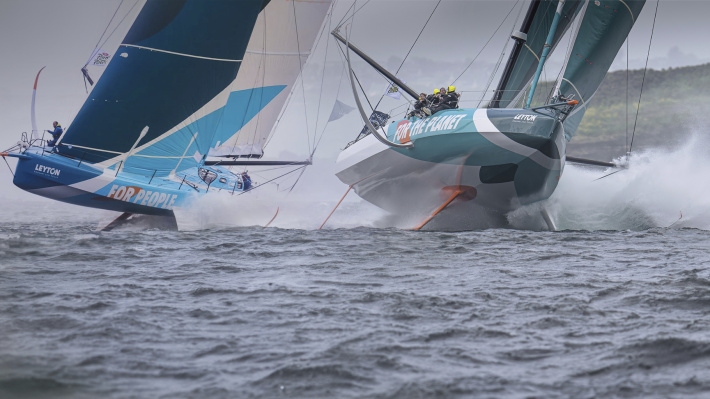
[331,0,645,230]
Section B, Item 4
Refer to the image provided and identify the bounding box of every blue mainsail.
[5,0,333,220]
[60,0,275,176]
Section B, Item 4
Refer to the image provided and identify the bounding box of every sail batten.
[120,44,244,62]
[58,0,331,176]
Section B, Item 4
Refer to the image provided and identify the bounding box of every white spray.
[510,133,710,230]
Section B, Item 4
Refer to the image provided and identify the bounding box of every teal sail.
[491,0,583,109]
[557,0,646,138]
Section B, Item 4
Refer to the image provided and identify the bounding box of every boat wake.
[510,133,710,231]
[16,132,700,232]
[168,133,710,232]
[173,164,388,231]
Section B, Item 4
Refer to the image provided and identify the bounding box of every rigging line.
[312,62,347,157]
[396,0,441,75]
[262,3,331,154]
[236,165,307,196]
[478,44,508,108]
[593,169,622,181]
[286,164,309,193]
[479,2,521,110]
[353,64,375,112]
[2,156,14,177]
[293,0,313,156]
[336,0,372,31]
[229,13,269,156]
[98,0,142,55]
[340,6,384,119]
[334,39,414,123]
[629,0,659,153]
[626,36,629,152]
[246,6,270,158]
[311,5,335,157]
[335,1,355,29]
[332,33,405,97]
[246,164,302,173]
[554,3,585,94]
[452,0,520,86]
[89,0,124,63]
[373,0,442,109]
[263,2,330,154]
[334,37,394,144]
[385,102,410,117]
[335,43,376,113]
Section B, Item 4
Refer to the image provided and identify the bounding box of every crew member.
[430,87,449,114]
[408,92,430,118]
[242,171,252,191]
[429,89,442,113]
[46,121,63,147]
[444,86,460,109]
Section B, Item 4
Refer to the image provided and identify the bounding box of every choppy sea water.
[3,136,710,398]
[2,221,710,399]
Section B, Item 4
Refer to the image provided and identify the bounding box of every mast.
[525,0,566,108]
[490,0,541,109]
[331,29,419,100]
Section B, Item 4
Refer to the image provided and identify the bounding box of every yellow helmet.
[434,89,440,95]
[448,86,456,93]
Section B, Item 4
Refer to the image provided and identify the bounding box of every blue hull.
[12,147,245,216]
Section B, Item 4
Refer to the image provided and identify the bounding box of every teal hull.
[335,108,566,229]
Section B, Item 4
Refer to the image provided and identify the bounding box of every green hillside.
[567,63,710,160]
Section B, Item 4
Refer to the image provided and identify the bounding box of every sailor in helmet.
[430,87,449,114]
[428,89,442,114]
[445,86,460,109]
[46,121,63,147]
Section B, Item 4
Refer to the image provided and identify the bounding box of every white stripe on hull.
[473,109,560,170]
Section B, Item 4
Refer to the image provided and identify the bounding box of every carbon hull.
[12,147,243,217]
[335,108,567,229]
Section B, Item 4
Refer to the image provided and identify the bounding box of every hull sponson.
[335,108,566,226]
[14,153,176,216]
[11,149,219,216]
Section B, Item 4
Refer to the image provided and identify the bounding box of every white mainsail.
[211,0,333,159]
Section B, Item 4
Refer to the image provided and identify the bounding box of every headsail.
[209,0,333,159]
[59,0,331,177]
[557,0,645,138]
[491,0,583,108]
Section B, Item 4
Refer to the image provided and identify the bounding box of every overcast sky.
[2,0,710,205]
[2,0,709,144]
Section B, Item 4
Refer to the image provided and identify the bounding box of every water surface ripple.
[2,224,710,398]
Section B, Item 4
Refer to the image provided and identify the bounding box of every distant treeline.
[537,63,710,160]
